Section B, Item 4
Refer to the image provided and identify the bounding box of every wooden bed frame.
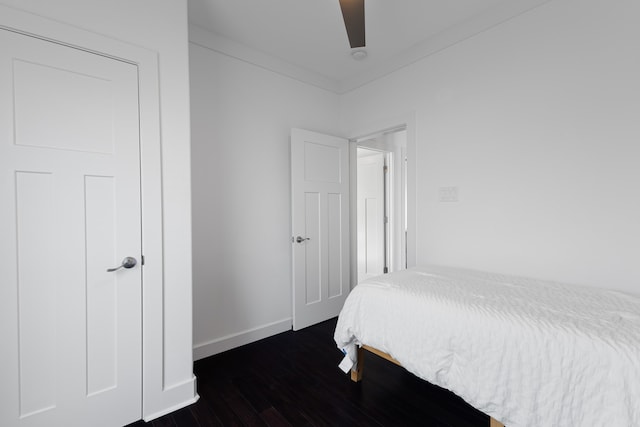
[350,345,506,427]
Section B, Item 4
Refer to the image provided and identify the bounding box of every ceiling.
[188,0,550,93]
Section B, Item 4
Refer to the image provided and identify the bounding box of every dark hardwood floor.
[128,318,488,426]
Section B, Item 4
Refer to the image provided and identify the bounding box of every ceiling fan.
[338,0,365,48]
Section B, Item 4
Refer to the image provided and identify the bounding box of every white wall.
[189,0,640,360]
[189,37,340,358]
[340,0,640,293]
[0,0,196,419]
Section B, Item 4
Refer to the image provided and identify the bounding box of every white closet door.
[0,28,142,427]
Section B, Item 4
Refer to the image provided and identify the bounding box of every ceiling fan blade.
[338,0,365,48]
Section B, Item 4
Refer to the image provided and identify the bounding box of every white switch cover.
[439,186,459,202]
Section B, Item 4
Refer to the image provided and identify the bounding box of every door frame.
[0,5,195,421]
[347,113,417,289]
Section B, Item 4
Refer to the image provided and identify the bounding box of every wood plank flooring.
[128,318,489,426]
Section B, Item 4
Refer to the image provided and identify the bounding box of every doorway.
[355,128,407,283]
[291,119,414,327]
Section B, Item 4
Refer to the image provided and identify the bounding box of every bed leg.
[350,346,364,382]
[489,417,505,427]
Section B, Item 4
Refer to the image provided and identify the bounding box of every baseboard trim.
[193,318,292,361]
[143,375,199,421]
[143,394,200,422]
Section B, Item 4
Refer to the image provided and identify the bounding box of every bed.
[334,265,640,427]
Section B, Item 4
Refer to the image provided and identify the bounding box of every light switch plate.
[439,186,459,202]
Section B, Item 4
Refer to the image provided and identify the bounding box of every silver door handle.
[107,257,137,272]
[295,236,310,243]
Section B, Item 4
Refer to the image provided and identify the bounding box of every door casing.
[348,113,417,287]
[0,5,198,421]
[0,27,144,426]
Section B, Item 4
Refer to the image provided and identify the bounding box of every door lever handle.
[107,257,137,272]
[295,236,310,243]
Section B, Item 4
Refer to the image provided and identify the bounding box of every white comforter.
[334,266,640,427]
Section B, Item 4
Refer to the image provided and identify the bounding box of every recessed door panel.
[327,193,343,299]
[13,59,113,153]
[15,171,57,418]
[304,192,321,305]
[85,175,118,396]
[304,141,341,183]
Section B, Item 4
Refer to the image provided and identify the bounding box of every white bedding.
[334,266,640,427]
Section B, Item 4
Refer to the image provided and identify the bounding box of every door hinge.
[141,255,145,266]
[383,165,388,173]
[383,267,388,274]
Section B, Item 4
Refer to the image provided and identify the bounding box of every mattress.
[334,265,640,427]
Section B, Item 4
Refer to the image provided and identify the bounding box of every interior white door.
[291,128,350,330]
[0,29,142,426]
[357,150,385,282]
